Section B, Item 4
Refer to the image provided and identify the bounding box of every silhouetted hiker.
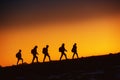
[59,43,67,60]
[71,43,79,59]
[42,45,51,62]
[16,49,23,65]
[31,45,39,63]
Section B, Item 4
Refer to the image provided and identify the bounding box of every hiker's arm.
[65,49,67,52]
[37,52,39,55]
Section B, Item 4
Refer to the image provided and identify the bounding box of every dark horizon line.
[1,51,120,68]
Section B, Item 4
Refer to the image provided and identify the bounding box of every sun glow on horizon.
[0,14,120,67]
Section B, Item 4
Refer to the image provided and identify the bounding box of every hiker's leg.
[72,53,75,59]
[32,56,35,63]
[35,56,38,62]
[76,53,79,58]
[17,59,19,65]
[60,53,63,60]
[43,55,46,62]
[47,54,51,61]
[21,58,23,64]
[64,53,67,59]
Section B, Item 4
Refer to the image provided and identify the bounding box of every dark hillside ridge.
[1,53,120,80]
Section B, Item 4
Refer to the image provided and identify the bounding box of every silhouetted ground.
[1,53,120,80]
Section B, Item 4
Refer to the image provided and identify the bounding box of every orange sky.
[0,0,120,67]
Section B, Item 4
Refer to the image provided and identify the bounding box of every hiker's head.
[46,45,49,48]
[35,45,38,48]
[62,43,65,46]
[74,43,77,45]
[19,49,21,52]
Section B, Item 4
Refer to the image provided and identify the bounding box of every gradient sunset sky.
[1,0,120,66]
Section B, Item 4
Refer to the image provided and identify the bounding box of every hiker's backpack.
[16,53,19,58]
[71,48,74,52]
[59,47,62,52]
[31,49,34,54]
[71,47,76,52]
[42,48,46,54]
